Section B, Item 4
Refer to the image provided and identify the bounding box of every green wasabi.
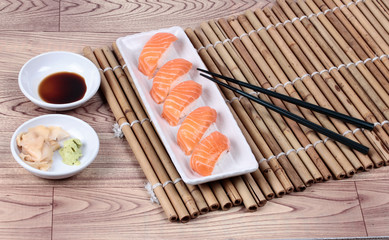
[59,138,82,166]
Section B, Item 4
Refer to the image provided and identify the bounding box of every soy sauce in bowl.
[38,72,87,104]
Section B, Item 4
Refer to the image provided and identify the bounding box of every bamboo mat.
[84,0,389,223]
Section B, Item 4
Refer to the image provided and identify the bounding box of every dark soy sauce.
[39,72,87,104]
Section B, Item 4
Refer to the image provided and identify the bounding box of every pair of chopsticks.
[198,68,373,154]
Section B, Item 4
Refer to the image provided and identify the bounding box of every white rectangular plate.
[116,26,258,185]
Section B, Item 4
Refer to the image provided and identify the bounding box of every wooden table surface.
[1,0,389,239]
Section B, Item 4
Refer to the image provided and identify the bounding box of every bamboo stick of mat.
[103,45,200,219]
[322,0,389,78]
[378,0,389,15]
[328,0,389,78]
[373,0,389,20]
[262,7,372,171]
[350,0,389,45]
[237,168,267,206]
[291,0,389,146]
[209,181,232,210]
[187,27,293,194]
[309,0,389,94]
[185,184,209,214]
[110,44,149,121]
[301,0,389,111]
[111,43,210,214]
[245,9,354,178]
[221,179,243,205]
[93,48,190,222]
[225,90,280,199]
[221,179,242,205]
[270,4,383,169]
[334,0,389,63]
[381,0,389,11]
[242,173,267,207]
[83,46,178,222]
[276,0,388,167]
[227,170,267,207]
[186,27,284,198]
[320,0,389,100]
[230,97,280,200]
[231,176,258,211]
[223,16,327,181]
[110,45,144,105]
[235,14,337,179]
[360,0,389,47]
[218,103,273,203]
[222,93,278,200]
[249,168,275,200]
[201,21,308,190]
[198,184,220,211]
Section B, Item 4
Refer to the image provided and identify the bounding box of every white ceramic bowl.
[19,51,101,111]
[10,114,100,179]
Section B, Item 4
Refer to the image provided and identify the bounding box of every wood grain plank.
[0,31,127,73]
[0,0,59,31]
[0,187,52,240]
[52,182,365,239]
[356,180,389,236]
[338,167,389,182]
[59,0,273,32]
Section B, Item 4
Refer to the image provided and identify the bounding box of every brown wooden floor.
[1,1,388,239]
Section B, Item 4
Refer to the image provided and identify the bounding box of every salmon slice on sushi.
[177,106,217,155]
[150,58,192,104]
[161,80,202,126]
[190,131,230,176]
[138,32,177,78]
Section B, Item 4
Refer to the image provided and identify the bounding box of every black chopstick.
[200,73,369,154]
[198,68,374,131]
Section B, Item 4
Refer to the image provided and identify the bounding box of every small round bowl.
[19,51,101,111]
[10,114,99,179]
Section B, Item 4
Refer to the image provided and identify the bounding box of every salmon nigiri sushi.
[177,106,217,155]
[150,58,193,104]
[138,32,178,78]
[162,80,202,126]
[190,131,230,176]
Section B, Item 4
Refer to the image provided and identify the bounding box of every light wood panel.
[51,182,365,240]
[59,0,272,32]
[356,180,389,236]
[0,0,59,31]
[0,188,52,240]
[342,167,389,182]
